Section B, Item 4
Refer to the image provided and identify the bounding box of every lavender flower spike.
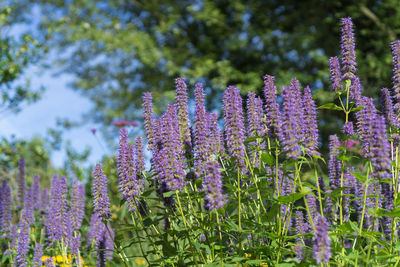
[143,92,155,150]
[341,17,357,80]
[14,220,30,267]
[135,136,145,177]
[391,40,400,114]
[195,82,210,172]
[343,121,354,136]
[32,175,40,210]
[32,243,44,267]
[0,180,12,235]
[329,56,342,91]
[328,135,341,190]
[175,77,192,149]
[263,75,282,139]
[302,86,320,156]
[281,79,303,159]
[381,87,396,128]
[295,210,306,260]
[204,160,226,210]
[223,86,246,171]
[70,181,85,230]
[17,157,26,208]
[93,164,111,219]
[313,214,331,264]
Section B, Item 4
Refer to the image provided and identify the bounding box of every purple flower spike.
[143,92,155,150]
[88,213,103,246]
[223,86,246,171]
[45,258,55,267]
[71,232,81,256]
[70,181,85,230]
[40,187,48,211]
[93,164,111,219]
[341,17,357,80]
[204,160,226,210]
[381,87,396,128]
[0,180,12,235]
[306,193,318,220]
[209,113,224,155]
[195,82,210,173]
[295,210,306,260]
[328,135,341,190]
[281,79,303,159]
[32,243,44,267]
[135,136,145,176]
[263,75,282,139]
[21,187,34,225]
[32,175,40,210]
[302,86,320,156]
[14,220,30,267]
[157,104,186,191]
[343,121,354,136]
[17,157,26,208]
[175,77,192,149]
[391,40,400,114]
[247,91,265,138]
[350,76,362,102]
[329,57,342,91]
[313,214,331,264]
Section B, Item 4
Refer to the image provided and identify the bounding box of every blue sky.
[0,65,108,167]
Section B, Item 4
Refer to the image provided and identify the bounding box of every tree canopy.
[12,0,400,145]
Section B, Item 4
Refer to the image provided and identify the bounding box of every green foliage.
[0,5,44,112]
[12,0,400,145]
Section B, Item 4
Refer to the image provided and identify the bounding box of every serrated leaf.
[261,153,275,166]
[318,103,343,111]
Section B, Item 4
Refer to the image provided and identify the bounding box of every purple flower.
[71,232,81,256]
[45,258,55,267]
[32,243,44,267]
[306,193,318,220]
[341,17,357,80]
[350,76,362,102]
[195,82,210,173]
[247,91,265,138]
[328,135,341,190]
[143,92,155,150]
[118,129,141,211]
[204,160,226,210]
[88,213,103,246]
[209,113,224,155]
[263,75,282,139]
[70,181,85,230]
[381,87,396,128]
[343,121,354,136]
[281,79,303,159]
[135,136,145,176]
[223,86,246,171]
[391,40,400,115]
[313,214,331,264]
[14,220,30,266]
[32,175,40,210]
[295,210,306,260]
[329,56,342,91]
[157,104,185,190]
[175,77,192,150]
[302,86,320,156]
[21,187,34,225]
[17,157,26,208]
[0,180,12,235]
[356,97,390,178]
[92,164,111,219]
[40,187,48,211]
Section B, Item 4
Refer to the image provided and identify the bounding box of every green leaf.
[277,192,306,204]
[317,103,343,111]
[261,153,275,166]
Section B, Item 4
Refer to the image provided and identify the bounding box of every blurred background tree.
[10,0,400,151]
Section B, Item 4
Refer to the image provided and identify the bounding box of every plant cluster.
[3,16,400,267]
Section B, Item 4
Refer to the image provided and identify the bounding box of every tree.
[13,0,400,148]
[0,5,44,112]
